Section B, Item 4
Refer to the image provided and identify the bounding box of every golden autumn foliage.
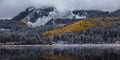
[107,16,119,21]
[43,17,119,38]
[20,21,28,26]
[93,18,108,25]
[43,19,96,38]
[15,20,28,26]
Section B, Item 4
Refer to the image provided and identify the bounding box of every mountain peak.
[12,6,55,22]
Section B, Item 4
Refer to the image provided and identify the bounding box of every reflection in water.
[43,52,70,60]
[43,51,80,60]
[0,44,120,60]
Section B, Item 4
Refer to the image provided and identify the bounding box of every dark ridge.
[12,6,55,22]
[12,7,35,21]
[110,9,120,17]
[72,10,109,18]
[45,19,82,25]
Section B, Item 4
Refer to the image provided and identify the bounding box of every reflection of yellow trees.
[43,17,119,38]
[43,52,71,60]
[42,52,80,60]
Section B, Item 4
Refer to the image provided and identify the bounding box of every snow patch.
[25,7,87,28]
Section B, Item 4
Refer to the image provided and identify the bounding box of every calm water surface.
[0,44,120,60]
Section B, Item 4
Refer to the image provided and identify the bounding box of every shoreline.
[0,44,120,46]
[0,44,120,50]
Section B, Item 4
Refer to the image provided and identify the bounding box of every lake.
[0,44,120,60]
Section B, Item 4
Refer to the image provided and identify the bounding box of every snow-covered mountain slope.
[12,6,110,28]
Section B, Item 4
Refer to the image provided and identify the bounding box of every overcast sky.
[0,0,120,18]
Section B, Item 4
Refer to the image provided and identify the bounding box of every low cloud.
[0,0,120,18]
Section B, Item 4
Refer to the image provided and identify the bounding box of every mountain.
[11,6,86,27]
[110,9,120,16]
[45,10,109,26]
[12,6,111,27]
[12,6,55,22]
[72,10,109,18]
[45,19,80,25]
[43,17,120,43]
